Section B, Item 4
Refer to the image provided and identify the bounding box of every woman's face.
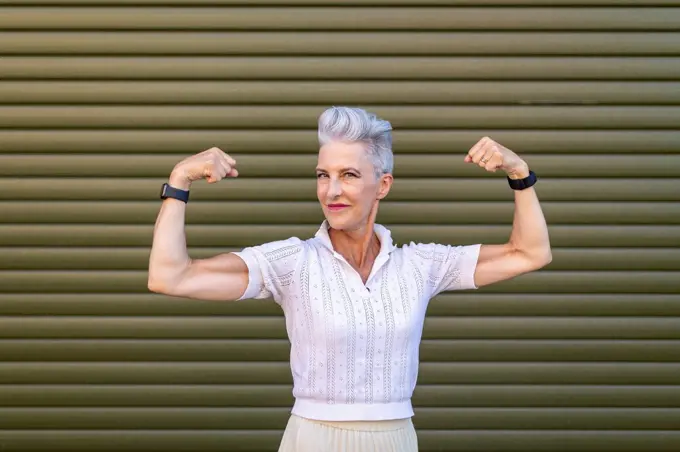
[316,141,392,231]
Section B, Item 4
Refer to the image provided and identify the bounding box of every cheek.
[342,182,362,201]
[351,183,376,208]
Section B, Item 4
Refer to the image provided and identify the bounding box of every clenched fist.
[169,147,238,189]
[464,137,529,180]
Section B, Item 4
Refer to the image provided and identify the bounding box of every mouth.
[327,204,350,212]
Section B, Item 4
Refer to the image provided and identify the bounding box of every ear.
[377,173,393,200]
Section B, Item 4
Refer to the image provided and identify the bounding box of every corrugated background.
[1,1,679,451]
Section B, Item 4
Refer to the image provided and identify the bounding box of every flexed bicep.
[163,252,251,301]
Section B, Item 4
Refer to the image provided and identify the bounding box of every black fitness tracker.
[507,170,537,190]
[160,183,190,203]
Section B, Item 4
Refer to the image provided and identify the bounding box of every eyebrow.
[315,167,361,173]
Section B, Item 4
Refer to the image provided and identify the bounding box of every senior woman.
[148,106,552,451]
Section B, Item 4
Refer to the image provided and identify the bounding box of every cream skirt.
[277,414,419,452]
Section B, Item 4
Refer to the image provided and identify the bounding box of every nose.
[327,177,342,199]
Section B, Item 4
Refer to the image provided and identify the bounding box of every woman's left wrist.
[506,163,530,180]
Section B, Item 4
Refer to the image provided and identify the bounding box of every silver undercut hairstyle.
[317,106,394,177]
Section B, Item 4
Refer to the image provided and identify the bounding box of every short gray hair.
[317,106,394,177]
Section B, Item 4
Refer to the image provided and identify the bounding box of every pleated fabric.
[277,414,419,452]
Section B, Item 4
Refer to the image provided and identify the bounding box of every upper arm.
[159,252,251,301]
[473,243,547,288]
[160,237,304,303]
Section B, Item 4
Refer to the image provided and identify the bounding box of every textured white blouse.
[234,221,480,422]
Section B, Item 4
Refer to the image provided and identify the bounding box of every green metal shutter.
[1,1,679,451]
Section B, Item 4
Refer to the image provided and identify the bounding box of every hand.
[169,147,238,189]
[464,137,529,179]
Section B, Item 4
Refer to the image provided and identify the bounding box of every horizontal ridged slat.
[4,130,679,153]
[4,384,680,408]
[2,201,679,224]
[10,271,680,293]
[2,407,680,430]
[0,431,676,452]
[2,362,679,385]
[2,339,679,362]
[3,180,679,202]
[2,155,680,178]
[3,248,678,270]
[5,0,680,5]
[0,431,677,452]
[4,32,680,55]
[1,294,679,317]
[4,106,680,129]
[2,7,679,30]
[4,56,680,79]
[3,81,679,105]
[3,271,679,293]
[2,225,678,247]
[2,316,680,339]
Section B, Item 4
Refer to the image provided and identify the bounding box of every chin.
[324,213,364,232]
[322,212,346,228]
[324,216,347,230]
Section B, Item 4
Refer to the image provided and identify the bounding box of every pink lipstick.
[327,204,349,212]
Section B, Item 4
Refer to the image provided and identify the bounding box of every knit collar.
[314,220,396,258]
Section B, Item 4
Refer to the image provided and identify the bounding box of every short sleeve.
[232,237,304,304]
[405,242,481,298]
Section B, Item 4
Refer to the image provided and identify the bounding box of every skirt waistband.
[291,414,413,432]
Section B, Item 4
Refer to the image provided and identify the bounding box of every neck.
[332,202,383,263]
[329,221,380,268]
[328,201,385,274]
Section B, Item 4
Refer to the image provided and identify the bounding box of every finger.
[465,139,485,163]
[476,147,495,167]
[202,165,213,181]
[221,161,238,178]
[211,147,234,166]
[466,137,490,163]
[483,151,503,172]
[218,151,236,166]
[218,152,236,174]
[222,152,236,167]
[472,140,494,164]
[208,172,224,183]
[478,139,504,168]
[471,143,493,165]
[205,147,235,168]
[205,159,227,183]
[217,158,232,176]
[206,168,223,183]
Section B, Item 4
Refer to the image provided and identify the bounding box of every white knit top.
[234,221,480,421]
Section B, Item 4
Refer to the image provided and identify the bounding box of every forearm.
[508,185,552,264]
[148,173,192,290]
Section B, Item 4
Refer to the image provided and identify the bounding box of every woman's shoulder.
[241,236,307,262]
[395,241,480,269]
[395,241,444,259]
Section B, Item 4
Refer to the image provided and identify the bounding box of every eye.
[344,172,359,178]
[316,173,328,179]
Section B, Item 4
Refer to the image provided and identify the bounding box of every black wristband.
[507,170,537,190]
[160,183,190,203]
